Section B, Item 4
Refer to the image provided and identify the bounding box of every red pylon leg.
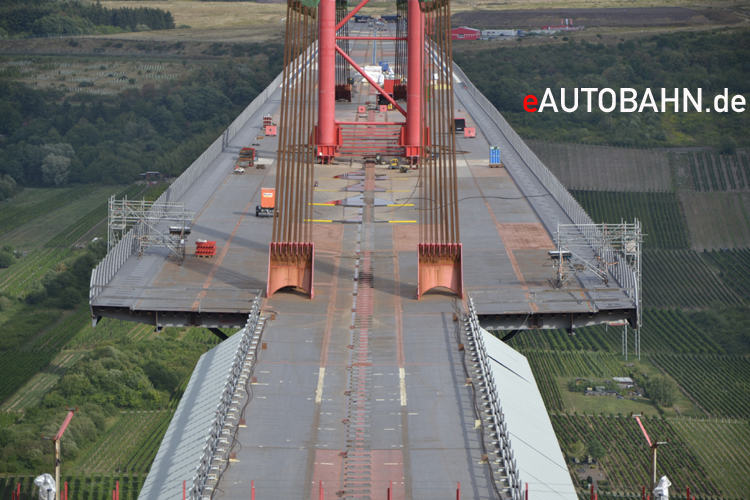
[417,243,463,299]
[268,242,315,299]
[317,0,337,162]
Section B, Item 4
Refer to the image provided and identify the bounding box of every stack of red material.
[195,240,217,257]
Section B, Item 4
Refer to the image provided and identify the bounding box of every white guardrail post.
[90,73,283,301]
[452,63,637,293]
[188,297,263,500]
[465,298,523,500]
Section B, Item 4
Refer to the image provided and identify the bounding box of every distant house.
[481,29,517,37]
[451,27,480,41]
[613,377,634,384]
[140,171,163,180]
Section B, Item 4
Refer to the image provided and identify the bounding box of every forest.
[0,44,284,188]
[0,0,175,38]
[453,29,749,150]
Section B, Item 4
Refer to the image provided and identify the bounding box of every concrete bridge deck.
[93,21,633,500]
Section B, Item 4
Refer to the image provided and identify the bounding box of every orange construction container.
[265,125,277,136]
[379,105,388,113]
[261,188,276,209]
[464,127,476,138]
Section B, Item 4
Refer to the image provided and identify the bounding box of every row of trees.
[0,0,175,37]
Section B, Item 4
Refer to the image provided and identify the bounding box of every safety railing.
[465,298,523,500]
[90,72,283,300]
[452,63,637,299]
[186,297,263,500]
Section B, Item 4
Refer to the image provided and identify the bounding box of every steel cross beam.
[334,45,407,116]
[336,36,408,40]
[335,0,371,31]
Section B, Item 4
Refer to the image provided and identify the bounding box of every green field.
[672,419,750,499]
[0,473,146,500]
[651,353,750,419]
[643,250,744,309]
[571,190,690,250]
[73,411,175,474]
[551,414,720,497]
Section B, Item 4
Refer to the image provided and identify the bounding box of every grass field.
[680,191,750,250]
[527,140,673,192]
[672,419,750,499]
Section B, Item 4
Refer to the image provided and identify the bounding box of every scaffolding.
[551,220,644,358]
[108,196,194,263]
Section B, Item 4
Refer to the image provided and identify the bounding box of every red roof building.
[451,27,480,41]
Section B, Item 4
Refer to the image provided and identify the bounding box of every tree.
[719,136,737,155]
[41,153,70,187]
[646,376,678,407]
[587,438,605,460]
[0,251,15,268]
[569,440,587,462]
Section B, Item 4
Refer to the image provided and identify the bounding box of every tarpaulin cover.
[653,476,672,499]
[34,474,56,500]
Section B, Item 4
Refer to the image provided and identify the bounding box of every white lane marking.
[400,368,407,406]
[315,367,325,404]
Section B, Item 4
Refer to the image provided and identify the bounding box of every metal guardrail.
[186,297,263,500]
[452,63,639,304]
[90,73,283,300]
[465,298,523,500]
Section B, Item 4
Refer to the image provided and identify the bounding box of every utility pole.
[631,413,668,493]
[43,408,77,493]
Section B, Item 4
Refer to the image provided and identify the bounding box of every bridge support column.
[404,0,424,162]
[268,242,315,299]
[417,243,463,299]
[317,0,338,163]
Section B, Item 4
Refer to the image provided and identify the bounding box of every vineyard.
[0,248,73,299]
[705,249,750,300]
[642,250,744,309]
[679,191,750,250]
[0,473,146,500]
[551,414,720,497]
[0,350,86,412]
[73,411,175,474]
[505,309,722,355]
[687,151,750,192]
[672,419,750,499]
[526,140,673,192]
[46,184,145,248]
[0,306,89,406]
[0,185,98,237]
[650,353,750,419]
[570,190,690,249]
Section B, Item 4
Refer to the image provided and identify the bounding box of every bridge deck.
[94,22,632,500]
